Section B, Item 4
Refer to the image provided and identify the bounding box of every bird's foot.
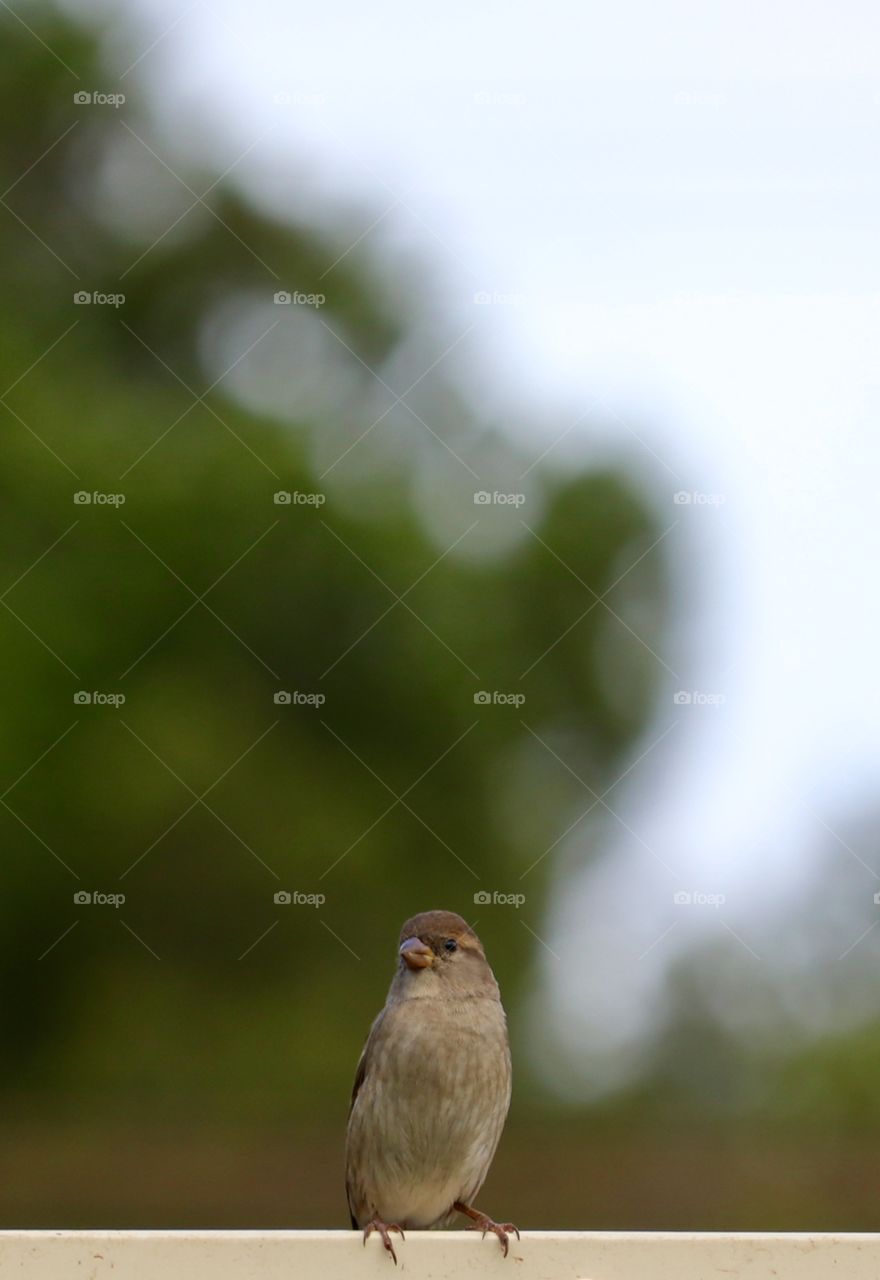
[453,1201,520,1258]
[362,1217,405,1265]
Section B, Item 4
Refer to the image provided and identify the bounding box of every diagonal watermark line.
[319,320,479,480]
[0,197,80,277]
[119,521,279,679]
[307,117,480,284]
[37,920,79,961]
[0,0,79,77]
[520,918,561,961]
[0,720,78,800]
[638,919,678,961]
[519,720,678,879]
[1,121,79,201]
[1,523,78,601]
[319,197,405,279]
[723,723,880,885]
[318,797,400,881]
[719,918,761,961]
[119,129,274,278]
[620,420,685,485]
[119,201,199,280]
[838,919,879,962]
[319,720,478,878]
[0,598,79,676]
[0,400,80,478]
[518,407,593,482]
[519,522,678,679]
[321,521,479,679]
[2,320,79,398]
[119,0,201,78]
[238,919,278,960]
[1,799,80,879]
[320,918,362,960]
[318,397,399,479]
[520,721,680,880]
[118,321,281,479]
[118,720,280,880]
[200,131,272,199]
[321,521,478,678]
[118,399,198,479]
[119,320,200,397]
[120,918,161,959]
[201,320,279,396]
[808,808,879,880]
[120,122,281,279]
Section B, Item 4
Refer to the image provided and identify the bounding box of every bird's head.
[390,909,499,1000]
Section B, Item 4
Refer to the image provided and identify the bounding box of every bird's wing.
[346,1007,386,1227]
[349,1040,369,1114]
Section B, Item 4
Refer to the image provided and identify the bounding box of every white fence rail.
[1,1231,879,1279]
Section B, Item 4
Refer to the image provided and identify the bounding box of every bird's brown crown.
[399,910,482,952]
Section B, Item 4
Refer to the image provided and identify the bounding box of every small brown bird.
[345,910,517,1264]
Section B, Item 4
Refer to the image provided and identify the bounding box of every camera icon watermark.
[673,690,725,707]
[473,90,526,107]
[73,291,125,307]
[273,890,326,906]
[272,90,327,107]
[73,90,126,108]
[673,490,726,506]
[74,889,125,907]
[473,490,526,507]
[274,690,326,707]
[473,289,525,306]
[74,691,125,707]
[674,890,726,907]
[673,89,725,108]
[73,490,126,506]
[473,890,526,908]
[273,490,326,506]
[473,690,525,707]
[273,290,326,307]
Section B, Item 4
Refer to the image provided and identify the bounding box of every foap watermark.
[273,490,325,506]
[273,690,325,707]
[674,890,726,908]
[473,490,525,507]
[74,890,125,907]
[473,890,526,908]
[273,890,325,906]
[673,89,725,108]
[473,690,525,707]
[473,290,525,306]
[473,90,527,107]
[673,490,726,506]
[74,691,125,707]
[272,90,327,107]
[673,690,725,707]
[273,290,326,307]
[73,90,125,108]
[74,291,125,307]
[74,490,126,506]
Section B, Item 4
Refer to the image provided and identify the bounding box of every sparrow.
[345,910,518,1264]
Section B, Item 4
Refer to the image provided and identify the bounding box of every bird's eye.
[444,938,458,953]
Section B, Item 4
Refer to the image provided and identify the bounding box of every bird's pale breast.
[346,994,511,1229]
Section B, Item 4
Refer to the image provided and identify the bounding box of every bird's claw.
[466,1216,520,1257]
[363,1218,405,1265]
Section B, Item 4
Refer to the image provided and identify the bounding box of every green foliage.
[0,5,668,1121]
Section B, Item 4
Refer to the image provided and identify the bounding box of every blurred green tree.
[0,5,669,1123]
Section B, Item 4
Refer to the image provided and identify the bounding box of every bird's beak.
[400,936,434,970]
